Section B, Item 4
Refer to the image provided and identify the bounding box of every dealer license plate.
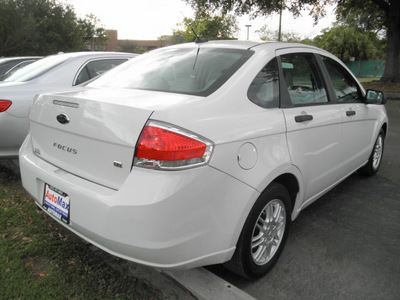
[43,184,70,224]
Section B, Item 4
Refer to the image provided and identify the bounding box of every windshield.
[89,47,253,96]
[1,55,69,82]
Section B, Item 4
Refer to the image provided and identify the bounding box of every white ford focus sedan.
[20,41,388,279]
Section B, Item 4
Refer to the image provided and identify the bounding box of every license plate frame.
[43,184,70,224]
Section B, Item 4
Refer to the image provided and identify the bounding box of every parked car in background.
[19,41,388,279]
[0,51,137,158]
[0,56,42,76]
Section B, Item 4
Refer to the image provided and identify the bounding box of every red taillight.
[136,126,206,161]
[134,121,213,170]
[0,100,12,112]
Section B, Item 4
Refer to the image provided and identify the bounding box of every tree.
[0,0,39,55]
[256,25,302,42]
[335,2,385,35]
[78,14,109,44]
[184,0,400,83]
[312,26,379,61]
[335,0,399,82]
[0,0,83,55]
[172,11,239,43]
[0,0,106,56]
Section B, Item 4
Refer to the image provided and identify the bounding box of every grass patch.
[358,77,381,83]
[0,164,163,299]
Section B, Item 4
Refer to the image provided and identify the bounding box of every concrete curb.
[163,268,256,300]
[88,245,195,299]
[91,243,256,299]
[387,93,400,99]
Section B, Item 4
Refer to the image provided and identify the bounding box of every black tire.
[224,183,292,279]
[359,129,385,176]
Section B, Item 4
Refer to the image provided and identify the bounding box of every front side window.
[89,47,253,96]
[75,59,128,85]
[321,56,362,103]
[248,58,279,108]
[281,53,329,106]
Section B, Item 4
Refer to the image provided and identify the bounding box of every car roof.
[46,51,136,59]
[166,40,327,53]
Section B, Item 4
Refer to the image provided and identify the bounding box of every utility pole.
[278,0,283,41]
[245,25,252,40]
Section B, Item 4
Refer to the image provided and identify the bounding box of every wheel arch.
[381,122,388,138]
[271,173,299,215]
[225,173,301,278]
[255,165,304,221]
[227,165,304,261]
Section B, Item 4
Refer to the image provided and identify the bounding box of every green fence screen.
[345,61,385,78]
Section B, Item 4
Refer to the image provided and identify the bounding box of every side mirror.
[365,89,387,105]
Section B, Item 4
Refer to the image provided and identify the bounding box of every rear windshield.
[1,55,69,82]
[88,47,253,96]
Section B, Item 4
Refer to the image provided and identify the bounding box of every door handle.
[346,110,356,116]
[295,114,313,123]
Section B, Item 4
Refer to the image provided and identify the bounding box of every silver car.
[0,52,137,158]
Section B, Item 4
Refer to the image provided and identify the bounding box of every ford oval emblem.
[56,113,70,124]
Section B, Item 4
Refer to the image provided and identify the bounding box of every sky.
[65,0,336,41]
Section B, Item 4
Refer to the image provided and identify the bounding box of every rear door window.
[280,53,329,106]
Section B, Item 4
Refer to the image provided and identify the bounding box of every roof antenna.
[180,11,208,44]
[192,28,208,44]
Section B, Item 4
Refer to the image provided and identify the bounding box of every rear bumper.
[19,134,259,269]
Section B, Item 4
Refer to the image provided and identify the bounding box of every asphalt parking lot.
[207,99,400,299]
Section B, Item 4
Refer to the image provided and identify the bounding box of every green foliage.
[184,0,331,20]
[78,13,109,44]
[311,0,387,62]
[256,25,302,42]
[184,0,399,82]
[335,0,386,34]
[173,11,239,43]
[333,0,399,82]
[0,0,83,56]
[0,0,108,56]
[312,26,382,61]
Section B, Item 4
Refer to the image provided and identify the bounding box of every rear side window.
[7,61,36,74]
[280,53,328,106]
[248,58,279,108]
[321,56,362,103]
[89,47,253,96]
[2,55,69,82]
[75,59,128,85]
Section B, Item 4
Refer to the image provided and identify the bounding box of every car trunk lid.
[28,88,158,190]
